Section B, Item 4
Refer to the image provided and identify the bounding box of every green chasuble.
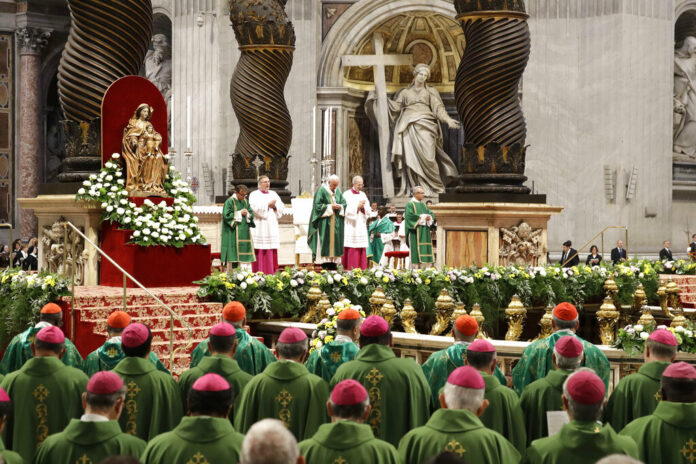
[519,368,573,444]
[0,325,83,374]
[141,416,245,464]
[33,419,146,464]
[178,354,252,416]
[404,199,435,264]
[620,401,696,463]
[307,185,347,260]
[602,360,670,432]
[221,194,256,264]
[189,328,276,375]
[112,356,183,441]
[367,216,395,264]
[305,339,360,382]
[478,372,526,454]
[331,344,432,447]
[398,408,521,464]
[0,440,21,464]
[234,360,330,440]
[83,338,169,377]
[299,420,400,464]
[523,420,639,464]
[421,343,507,408]
[0,356,88,462]
[512,329,610,394]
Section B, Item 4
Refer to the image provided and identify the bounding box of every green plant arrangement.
[615,322,696,357]
[309,299,366,353]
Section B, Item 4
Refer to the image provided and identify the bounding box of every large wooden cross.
[342,33,412,198]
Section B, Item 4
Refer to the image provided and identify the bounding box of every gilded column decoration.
[596,296,620,345]
[369,286,386,316]
[229,0,295,199]
[41,218,89,285]
[430,289,454,336]
[504,294,527,341]
[499,222,543,266]
[380,298,397,327]
[400,298,418,334]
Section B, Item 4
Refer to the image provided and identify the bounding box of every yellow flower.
[1,275,8,283]
[44,276,56,287]
[277,282,284,290]
[382,276,389,283]
[425,278,431,285]
[342,278,347,285]
[220,273,228,281]
[324,335,334,343]
[224,282,234,289]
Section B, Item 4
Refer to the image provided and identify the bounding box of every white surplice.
[342,189,372,248]
[249,189,284,249]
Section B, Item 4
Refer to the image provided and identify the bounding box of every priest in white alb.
[341,176,372,270]
[249,175,284,274]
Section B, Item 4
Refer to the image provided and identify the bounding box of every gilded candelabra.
[301,281,323,323]
[637,304,655,327]
[657,283,670,317]
[537,304,554,340]
[430,289,455,336]
[596,296,620,345]
[666,279,688,328]
[317,292,332,322]
[380,298,397,327]
[369,286,387,316]
[625,283,648,327]
[400,298,418,334]
[504,294,527,341]
[604,277,619,306]
[469,303,487,339]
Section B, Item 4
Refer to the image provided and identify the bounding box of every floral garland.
[309,298,366,353]
[615,322,696,357]
[75,154,205,248]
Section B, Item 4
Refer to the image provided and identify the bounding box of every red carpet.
[660,274,696,309]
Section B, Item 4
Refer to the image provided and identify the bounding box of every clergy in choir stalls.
[523,369,639,463]
[520,335,585,444]
[398,366,521,464]
[221,184,256,272]
[465,339,526,454]
[84,310,169,376]
[342,175,372,270]
[0,326,88,463]
[189,301,276,375]
[240,419,304,464]
[0,388,22,463]
[603,328,677,432]
[111,323,182,441]
[0,302,83,374]
[179,322,252,418]
[330,315,432,447]
[620,361,696,463]
[307,175,346,270]
[405,186,435,268]
[33,371,146,464]
[234,327,330,440]
[367,206,396,266]
[141,373,245,464]
[512,302,610,394]
[249,175,284,274]
[298,379,400,463]
[305,307,362,382]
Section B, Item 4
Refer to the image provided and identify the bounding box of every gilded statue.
[121,103,169,196]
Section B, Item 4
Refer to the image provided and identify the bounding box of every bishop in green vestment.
[221,185,256,269]
[620,362,696,464]
[0,387,24,464]
[234,327,330,440]
[112,323,183,441]
[33,371,146,464]
[307,176,347,269]
[512,303,610,394]
[603,328,677,432]
[142,373,245,464]
[330,316,432,447]
[404,187,435,266]
[0,326,88,463]
[299,379,400,463]
[367,207,396,265]
[305,308,362,382]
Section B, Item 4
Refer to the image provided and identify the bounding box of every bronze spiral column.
[57,0,153,182]
[229,0,295,199]
[454,0,531,194]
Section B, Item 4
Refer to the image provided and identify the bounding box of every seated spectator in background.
[22,245,38,271]
[11,240,24,268]
[659,240,674,261]
[586,245,602,266]
[0,244,9,268]
[560,241,579,267]
[611,240,627,264]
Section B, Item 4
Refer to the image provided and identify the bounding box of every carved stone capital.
[16,27,52,55]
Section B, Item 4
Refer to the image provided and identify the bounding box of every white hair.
[443,382,484,413]
[328,174,340,183]
[352,175,363,185]
[240,419,299,464]
[413,186,425,194]
[553,347,583,371]
[552,316,578,331]
[257,175,270,184]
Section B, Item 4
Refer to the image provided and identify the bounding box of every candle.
[170,94,174,147]
[312,105,316,154]
[186,95,191,149]
[323,107,328,161]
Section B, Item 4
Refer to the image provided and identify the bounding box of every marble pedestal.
[17,195,102,285]
[431,202,563,268]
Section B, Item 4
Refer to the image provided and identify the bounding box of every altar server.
[603,328,677,432]
[83,310,168,376]
[0,302,83,374]
[112,323,182,441]
[249,175,284,274]
[341,175,372,270]
[523,369,638,463]
[0,388,21,464]
[398,366,521,464]
[234,327,330,440]
[299,379,400,463]
[0,326,88,462]
[189,301,276,375]
[221,184,256,271]
[307,174,347,270]
[367,206,396,266]
[620,362,696,463]
[512,302,610,393]
[404,186,435,268]
[141,374,245,463]
[331,315,432,446]
[305,308,362,381]
[34,371,146,463]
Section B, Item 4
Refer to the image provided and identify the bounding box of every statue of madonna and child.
[121,103,169,196]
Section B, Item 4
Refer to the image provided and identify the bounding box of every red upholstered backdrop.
[101,76,168,165]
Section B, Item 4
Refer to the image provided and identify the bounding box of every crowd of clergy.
[0,298,691,463]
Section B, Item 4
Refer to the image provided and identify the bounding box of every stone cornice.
[16,26,51,55]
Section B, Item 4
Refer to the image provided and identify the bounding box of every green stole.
[519,368,573,443]
[0,325,84,374]
[234,360,330,440]
[478,372,526,454]
[367,217,396,263]
[299,421,400,464]
[221,195,256,264]
[307,185,347,259]
[305,339,360,382]
[189,328,276,375]
[404,200,435,264]
[83,338,169,377]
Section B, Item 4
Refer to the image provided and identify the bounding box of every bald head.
[240,419,304,464]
